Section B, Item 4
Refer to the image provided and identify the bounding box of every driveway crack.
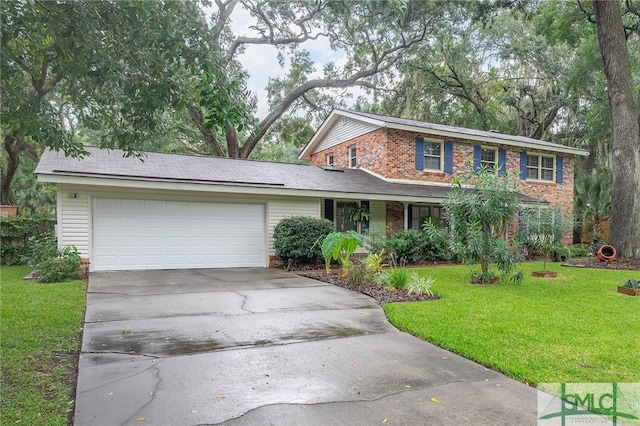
[233,291,255,313]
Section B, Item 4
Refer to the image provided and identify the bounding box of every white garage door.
[92,198,266,271]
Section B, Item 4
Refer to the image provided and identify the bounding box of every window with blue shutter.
[556,156,564,183]
[473,145,482,172]
[520,152,527,180]
[407,204,413,229]
[498,148,507,176]
[444,141,453,173]
[415,138,424,170]
[324,199,334,223]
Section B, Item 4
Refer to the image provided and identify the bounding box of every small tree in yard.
[518,205,569,273]
[441,167,522,283]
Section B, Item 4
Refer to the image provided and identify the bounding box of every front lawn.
[1,265,86,425]
[384,262,640,386]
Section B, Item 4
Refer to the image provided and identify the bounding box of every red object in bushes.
[597,244,617,262]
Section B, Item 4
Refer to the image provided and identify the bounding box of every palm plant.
[574,171,612,242]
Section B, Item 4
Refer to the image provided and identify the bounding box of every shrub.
[377,267,411,290]
[363,226,389,254]
[23,233,81,283]
[273,216,333,263]
[407,271,435,296]
[346,261,374,286]
[568,244,591,257]
[386,228,449,265]
[1,215,55,265]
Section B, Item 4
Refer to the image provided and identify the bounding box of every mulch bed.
[563,257,640,271]
[276,256,640,304]
[297,269,440,305]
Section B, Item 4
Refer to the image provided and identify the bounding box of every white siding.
[314,117,379,153]
[369,200,386,232]
[57,184,321,267]
[267,199,320,254]
[58,185,90,255]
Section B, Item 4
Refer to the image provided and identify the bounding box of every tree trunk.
[594,0,640,259]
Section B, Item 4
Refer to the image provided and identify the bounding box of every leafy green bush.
[273,216,333,263]
[23,233,81,283]
[1,215,55,265]
[407,271,435,296]
[1,244,28,266]
[377,267,411,290]
[386,228,449,265]
[567,244,591,257]
[363,226,389,255]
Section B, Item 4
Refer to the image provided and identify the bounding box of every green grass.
[1,265,86,425]
[384,262,640,386]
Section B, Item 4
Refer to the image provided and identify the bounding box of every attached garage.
[92,198,266,271]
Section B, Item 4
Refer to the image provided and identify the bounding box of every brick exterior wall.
[386,201,404,233]
[309,128,576,243]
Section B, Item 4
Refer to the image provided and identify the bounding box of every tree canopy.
[2,0,639,257]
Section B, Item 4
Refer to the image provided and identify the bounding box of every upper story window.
[527,154,555,181]
[424,141,442,170]
[481,147,497,169]
[349,145,357,168]
[327,153,334,167]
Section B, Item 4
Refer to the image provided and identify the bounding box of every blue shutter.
[415,138,424,171]
[361,200,370,233]
[324,199,334,223]
[498,148,507,176]
[473,145,482,172]
[444,141,453,173]
[520,152,527,180]
[407,204,413,229]
[556,156,564,183]
[518,209,526,234]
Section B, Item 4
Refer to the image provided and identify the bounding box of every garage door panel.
[92,199,266,270]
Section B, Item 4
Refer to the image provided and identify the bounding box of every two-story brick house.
[300,109,589,241]
[37,109,588,271]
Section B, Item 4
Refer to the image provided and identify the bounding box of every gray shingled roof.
[36,146,540,203]
[300,109,589,159]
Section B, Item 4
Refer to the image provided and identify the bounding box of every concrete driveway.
[75,268,538,425]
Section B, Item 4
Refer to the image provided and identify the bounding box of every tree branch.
[238,29,427,157]
[188,109,225,156]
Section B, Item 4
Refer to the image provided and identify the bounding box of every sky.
[208,3,356,120]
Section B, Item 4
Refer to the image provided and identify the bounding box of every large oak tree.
[593,0,640,258]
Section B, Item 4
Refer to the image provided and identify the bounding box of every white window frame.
[526,153,556,182]
[326,153,334,167]
[423,140,443,171]
[348,145,357,168]
[481,146,498,170]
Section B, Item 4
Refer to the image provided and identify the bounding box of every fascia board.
[37,173,445,204]
[386,122,589,156]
